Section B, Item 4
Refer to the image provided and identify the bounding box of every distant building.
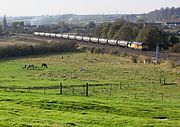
[164,22,180,28]
[24,25,37,31]
[144,22,163,27]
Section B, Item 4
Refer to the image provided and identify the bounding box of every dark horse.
[42,63,48,68]
[27,64,35,69]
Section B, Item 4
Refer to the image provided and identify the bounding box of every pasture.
[0,52,180,127]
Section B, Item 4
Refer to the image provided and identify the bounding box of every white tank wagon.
[117,40,128,47]
[39,32,45,36]
[34,32,40,36]
[75,36,83,41]
[90,37,99,43]
[108,39,118,46]
[69,35,75,40]
[50,33,56,38]
[56,34,62,38]
[62,34,69,39]
[99,38,108,44]
[45,33,50,37]
[83,37,91,42]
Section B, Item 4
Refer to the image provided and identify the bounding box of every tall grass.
[0,40,77,58]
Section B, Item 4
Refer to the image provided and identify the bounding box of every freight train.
[33,32,147,50]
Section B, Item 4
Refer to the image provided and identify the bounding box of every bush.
[131,55,138,63]
[121,51,129,57]
[109,50,119,55]
[169,43,180,53]
[93,48,104,54]
[90,47,95,54]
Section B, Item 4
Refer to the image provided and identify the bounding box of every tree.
[2,15,7,31]
[12,21,25,33]
[114,24,139,41]
[107,19,126,38]
[19,22,24,32]
[100,23,111,38]
[169,43,180,53]
[137,26,162,50]
[85,21,96,36]
[87,21,96,29]
[94,22,111,38]
[0,25,2,36]
[58,21,70,33]
[168,35,179,46]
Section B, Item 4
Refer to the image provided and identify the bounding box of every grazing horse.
[22,64,27,69]
[42,63,48,68]
[27,64,35,69]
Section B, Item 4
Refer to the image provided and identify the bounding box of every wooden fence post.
[160,78,162,85]
[163,77,166,85]
[109,89,112,97]
[161,93,164,101]
[28,86,30,92]
[86,82,88,96]
[119,84,122,89]
[72,85,75,96]
[60,82,62,95]
[134,93,137,99]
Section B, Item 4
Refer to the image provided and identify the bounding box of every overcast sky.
[0,0,179,16]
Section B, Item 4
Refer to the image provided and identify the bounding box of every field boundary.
[1,82,179,101]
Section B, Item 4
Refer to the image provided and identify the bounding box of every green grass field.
[0,52,179,127]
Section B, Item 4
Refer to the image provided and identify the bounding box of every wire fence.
[0,81,179,102]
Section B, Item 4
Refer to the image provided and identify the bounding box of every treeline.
[0,40,77,58]
[94,20,179,51]
[122,7,180,22]
[144,7,180,22]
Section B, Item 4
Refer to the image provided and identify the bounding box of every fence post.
[109,89,112,97]
[86,82,88,96]
[163,77,166,85]
[60,82,62,95]
[119,84,122,89]
[72,85,75,96]
[161,93,164,101]
[54,84,56,94]
[44,88,46,94]
[28,86,30,92]
[134,93,137,99]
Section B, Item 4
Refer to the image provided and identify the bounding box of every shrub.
[90,47,95,54]
[120,51,129,57]
[131,55,138,63]
[169,43,180,53]
[109,50,119,55]
[94,48,104,54]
